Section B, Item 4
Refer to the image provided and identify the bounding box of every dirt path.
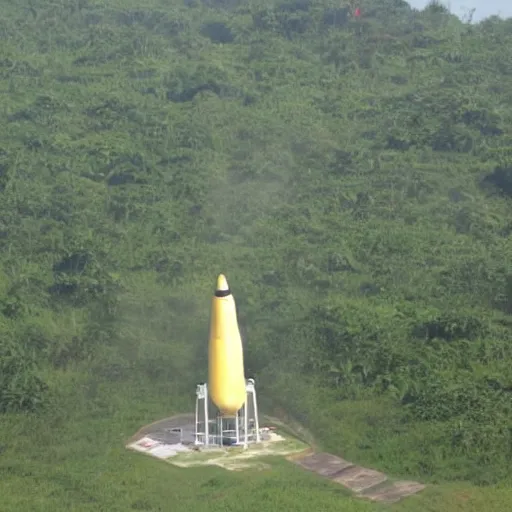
[262,412,426,504]
[291,451,425,504]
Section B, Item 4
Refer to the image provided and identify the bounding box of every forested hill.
[1,0,512,486]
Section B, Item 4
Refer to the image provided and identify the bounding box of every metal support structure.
[194,379,261,448]
[242,378,260,448]
[247,378,261,443]
[194,383,209,446]
[243,398,248,449]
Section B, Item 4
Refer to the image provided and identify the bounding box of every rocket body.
[208,274,246,417]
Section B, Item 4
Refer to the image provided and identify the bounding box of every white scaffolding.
[194,379,261,448]
[194,383,210,446]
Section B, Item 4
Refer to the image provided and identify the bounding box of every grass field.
[2,371,512,512]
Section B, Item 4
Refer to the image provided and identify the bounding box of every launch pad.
[126,274,425,504]
[128,274,266,466]
[194,378,260,448]
[126,415,426,503]
[126,413,309,471]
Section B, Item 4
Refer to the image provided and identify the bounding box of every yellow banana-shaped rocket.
[208,274,246,416]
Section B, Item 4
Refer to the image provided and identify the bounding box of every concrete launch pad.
[127,414,308,471]
[127,414,425,504]
[130,414,197,445]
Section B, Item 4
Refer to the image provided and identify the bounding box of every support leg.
[204,386,209,446]
[195,394,199,445]
[244,400,248,449]
[252,387,260,443]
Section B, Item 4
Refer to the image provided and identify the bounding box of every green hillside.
[1,0,512,509]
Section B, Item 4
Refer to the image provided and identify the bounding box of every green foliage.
[1,0,512,508]
[0,333,47,412]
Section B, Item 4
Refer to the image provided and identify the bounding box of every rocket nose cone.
[216,274,229,292]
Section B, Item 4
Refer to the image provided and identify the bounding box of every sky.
[407,0,512,22]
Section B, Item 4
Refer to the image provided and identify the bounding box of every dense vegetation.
[1,0,512,508]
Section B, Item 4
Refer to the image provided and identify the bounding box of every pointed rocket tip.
[216,274,229,292]
[214,274,231,297]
